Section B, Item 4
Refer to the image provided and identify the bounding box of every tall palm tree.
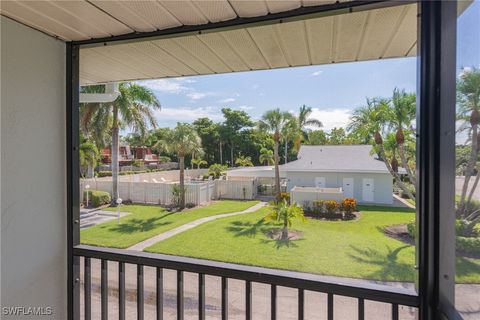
[258,109,295,201]
[259,147,275,166]
[388,88,416,185]
[347,99,415,200]
[457,68,480,218]
[281,118,298,164]
[155,123,202,210]
[81,83,161,204]
[295,105,322,150]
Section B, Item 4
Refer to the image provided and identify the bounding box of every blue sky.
[139,1,478,133]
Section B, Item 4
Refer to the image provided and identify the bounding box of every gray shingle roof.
[280,145,391,173]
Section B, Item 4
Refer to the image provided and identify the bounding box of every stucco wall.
[286,171,393,204]
[1,17,66,319]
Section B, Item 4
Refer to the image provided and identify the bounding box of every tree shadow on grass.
[456,256,480,280]
[105,217,173,234]
[348,244,415,281]
[225,219,302,249]
[225,219,272,238]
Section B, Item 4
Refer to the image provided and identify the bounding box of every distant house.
[282,145,396,204]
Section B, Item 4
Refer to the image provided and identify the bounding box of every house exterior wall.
[1,16,66,319]
[286,171,393,204]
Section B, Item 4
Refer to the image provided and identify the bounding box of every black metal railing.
[74,244,419,320]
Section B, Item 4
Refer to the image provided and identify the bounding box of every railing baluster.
[84,258,91,320]
[137,265,144,320]
[222,277,228,320]
[245,281,252,320]
[199,274,205,320]
[157,268,163,320]
[327,293,333,320]
[392,304,399,320]
[119,262,125,320]
[271,285,276,320]
[177,270,184,320]
[101,259,108,320]
[358,298,364,320]
[298,289,304,320]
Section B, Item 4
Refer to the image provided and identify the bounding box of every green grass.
[145,205,480,283]
[80,200,259,249]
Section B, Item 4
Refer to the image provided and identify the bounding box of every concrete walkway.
[127,201,267,251]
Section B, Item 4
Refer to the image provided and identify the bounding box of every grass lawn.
[80,200,259,249]
[145,205,480,283]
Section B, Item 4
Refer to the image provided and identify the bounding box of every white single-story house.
[282,145,396,204]
[226,145,400,204]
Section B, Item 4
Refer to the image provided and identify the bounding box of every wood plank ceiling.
[1,1,420,84]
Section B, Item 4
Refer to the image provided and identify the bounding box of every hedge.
[456,236,480,254]
[84,190,111,207]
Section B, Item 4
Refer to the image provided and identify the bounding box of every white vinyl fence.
[80,178,256,206]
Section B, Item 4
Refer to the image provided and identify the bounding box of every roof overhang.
[1,1,472,85]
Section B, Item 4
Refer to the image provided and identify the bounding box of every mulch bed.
[304,211,360,221]
[266,229,303,240]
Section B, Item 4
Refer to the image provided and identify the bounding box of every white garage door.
[362,178,374,202]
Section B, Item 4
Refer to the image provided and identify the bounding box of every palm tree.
[191,158,208,169]
[457,68,480,218]
[264,199,305,240]
[259,147,275,166]
[235,155,254,167]
[281,118,298,164]
[81,82,161,204]
[295,105,322,150]
[258,109,295,201]
[79,138,99,178]
[347,98,415,200]
[388,88,416,185]
[155,123,202,210]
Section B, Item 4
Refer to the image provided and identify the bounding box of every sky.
[137,1,479,133]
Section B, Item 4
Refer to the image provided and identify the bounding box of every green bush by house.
[84,190,111,207]
[456,237,480,254]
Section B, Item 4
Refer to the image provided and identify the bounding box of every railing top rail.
[74,244,419,307]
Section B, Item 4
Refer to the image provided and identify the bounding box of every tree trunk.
[281,214,289,240]
[87,164,94,179]
[285,139,288,164]
[111,105,119,205]
[179,155,185,210]
[466,169,480,212]
[230,141,234,167]
[219,142,223,165]
[274,136,281,201]
[458,125,478,218]
[378,144,415,201]
[398,142,416,186]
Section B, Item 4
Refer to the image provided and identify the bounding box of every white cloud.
[219,98,236,103]
[305,108,352,131]
[238,105,254,111]
[187,92,208,100]
[311,70,323,76]
[154,106,223,123]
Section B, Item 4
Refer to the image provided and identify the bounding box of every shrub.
[407,220,416,238]
[132,159,145,168]
[455,219,475,237]
[456,236,480,254]
[312,200,324,215]
[341,198,357,214]
[324,200,340,214]
[185,203,196,209]
[473,223,480,237]
[280,192,290,204]
[83,190,111,207]
[208,164,228,179]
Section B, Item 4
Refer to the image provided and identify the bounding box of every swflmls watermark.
[2,306,53,317]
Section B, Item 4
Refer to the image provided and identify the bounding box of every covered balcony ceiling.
[0,1,471,85]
